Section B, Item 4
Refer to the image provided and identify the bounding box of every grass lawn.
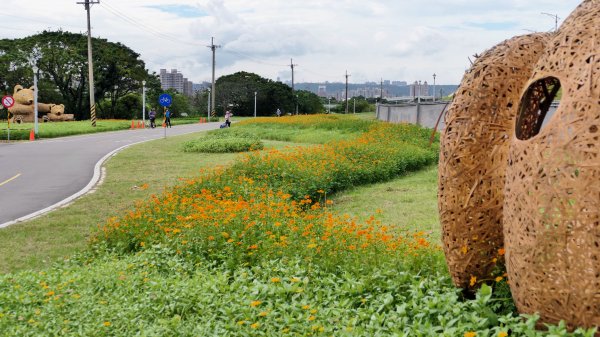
[0,117,201,140]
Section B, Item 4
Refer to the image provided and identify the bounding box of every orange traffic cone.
[29,129,35,141]
[130,120,135,129]
[138,121,142,128]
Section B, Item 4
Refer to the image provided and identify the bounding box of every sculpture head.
[12,85,35,105]
[50,104,65,115]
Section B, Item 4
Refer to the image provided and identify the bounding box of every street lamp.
[32,65,39,136]
[142,80,146,127]
[541,12,559,32]
[432,73,436,102]
[254,91,257,118]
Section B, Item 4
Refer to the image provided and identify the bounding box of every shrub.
[182,129,264,153]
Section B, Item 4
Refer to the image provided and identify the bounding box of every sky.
[0,0,584,85]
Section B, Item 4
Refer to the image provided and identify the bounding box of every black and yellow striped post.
[90,103,96,127]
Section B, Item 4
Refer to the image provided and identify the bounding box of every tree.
[214,72,324,116]
[0,30,156,120]
[296,90,324,114]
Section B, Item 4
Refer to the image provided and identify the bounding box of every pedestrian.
[165,109,172,128]
[276,108,281,117]
[225,109,232,127]
[149,108,156,128]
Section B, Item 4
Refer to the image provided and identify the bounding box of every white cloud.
[0,0,584,84]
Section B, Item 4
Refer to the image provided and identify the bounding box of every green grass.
[330,165,441,242]
[0,118,201,140]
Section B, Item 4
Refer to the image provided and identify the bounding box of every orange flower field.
[93,119,440,271]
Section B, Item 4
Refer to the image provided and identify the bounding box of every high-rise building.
[159,69,190,94]
[317,85,327,97]
[183,78,193,97]
[409,81,429,97]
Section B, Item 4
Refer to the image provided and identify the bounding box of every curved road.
[0,123,220,228]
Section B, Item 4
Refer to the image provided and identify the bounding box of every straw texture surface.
[504,0,600,330]
[439,33,550,289]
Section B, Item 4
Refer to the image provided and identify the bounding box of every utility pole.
[207,37,221,118]
[432,73,436,102]
[345,70,350,114]
[77,0,100,127]
[290,58,298,114]
[380,78,383,102]
[541,12,560,31]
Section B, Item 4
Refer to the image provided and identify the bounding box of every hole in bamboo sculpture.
[515,77,561,140]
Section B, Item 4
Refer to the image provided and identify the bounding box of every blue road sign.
[158,93,173,107]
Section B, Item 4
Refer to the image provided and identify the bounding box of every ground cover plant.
[182,129,264,153]
[234,114,373,144]
[0,115,596,336]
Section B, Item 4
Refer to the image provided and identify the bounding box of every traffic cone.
[29,129,35,141]
[138,121,142,128]
[130,120,135,129]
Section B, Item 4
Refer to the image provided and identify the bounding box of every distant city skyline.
[7,1,579,85]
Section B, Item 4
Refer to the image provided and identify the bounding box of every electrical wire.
[221,49,287,67]
[99,0,205,47]
[0,13,85,31]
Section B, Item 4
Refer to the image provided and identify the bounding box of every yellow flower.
[221,232,230,238]
[464,332,477,337]
[302,305,311,310]
[307,243,317,249]
[140,242,145,247]
[258,311,268,317]
[461,245,468,254]
[250,322,260,329]
[498,332,508,337]
[495,276,503,282]
[310,309,317,314]
[45,291,55,297]
[103,321,111,327]
[237,320,245,325]
[469,276,477,287]
[271,277,281,283]
[308,315,316,321]
[250,300,262,307]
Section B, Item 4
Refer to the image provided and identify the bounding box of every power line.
[100,0,204,46]
[221,49,287,67]
[0,14,85,31]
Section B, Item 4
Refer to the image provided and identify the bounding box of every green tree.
[296,90,324,114]
[216,71,299,117]
[0,30,156,120]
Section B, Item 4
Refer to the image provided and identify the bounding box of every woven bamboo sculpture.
[438,33,551,289]
[504,0,600,329]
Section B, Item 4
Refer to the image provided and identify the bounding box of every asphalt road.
[0,122,220,228]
